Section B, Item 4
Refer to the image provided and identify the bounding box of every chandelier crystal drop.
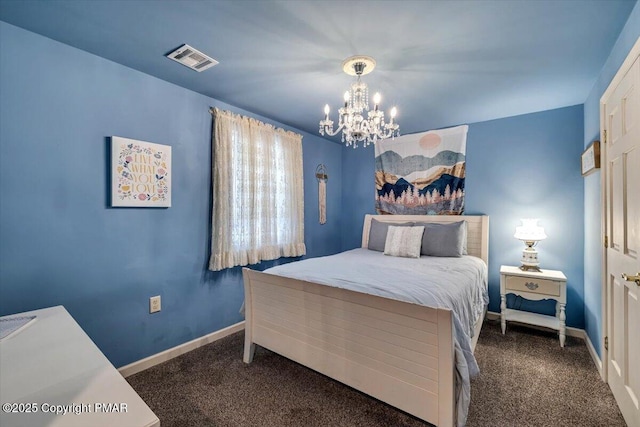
[319,55,400,148]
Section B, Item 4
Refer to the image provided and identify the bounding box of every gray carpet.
[127,319,625,426]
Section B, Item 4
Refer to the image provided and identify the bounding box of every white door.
[603,52,640,427]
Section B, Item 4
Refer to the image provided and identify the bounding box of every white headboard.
[361,214,490,264]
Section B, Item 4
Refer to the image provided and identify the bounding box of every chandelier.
[319,55,400,148]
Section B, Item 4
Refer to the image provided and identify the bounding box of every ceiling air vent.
[167,44,218,72]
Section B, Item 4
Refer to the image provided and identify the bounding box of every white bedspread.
[264,248,488,426]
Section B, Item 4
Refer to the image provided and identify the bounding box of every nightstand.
[500,265,568,347]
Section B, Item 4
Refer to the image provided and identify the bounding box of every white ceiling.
[0,0,636,138]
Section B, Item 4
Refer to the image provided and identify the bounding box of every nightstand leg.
[500,293,506,334]
[559,303,566,348]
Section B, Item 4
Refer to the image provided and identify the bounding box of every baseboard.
[119,314,603,379]
[118,321,245,378]
[584,331,603,376]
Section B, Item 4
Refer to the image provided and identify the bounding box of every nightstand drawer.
[505,275,560,297]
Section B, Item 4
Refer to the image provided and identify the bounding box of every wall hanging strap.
[315,164,328,225]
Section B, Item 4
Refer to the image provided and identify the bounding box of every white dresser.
[0,306,159,427]
[500,265,568,347]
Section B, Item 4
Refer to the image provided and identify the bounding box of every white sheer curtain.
[209,108,306,271]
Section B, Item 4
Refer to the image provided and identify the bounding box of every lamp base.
[520,245,541,272]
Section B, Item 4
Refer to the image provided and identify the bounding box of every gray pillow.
[368,219,414,252]
[416,221,466,257]
[384,226,425,258]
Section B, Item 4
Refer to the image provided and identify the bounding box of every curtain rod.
[208,107,303,139]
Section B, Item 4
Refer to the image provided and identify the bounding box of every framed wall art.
[581,140,600,177]
[111,136,171,207]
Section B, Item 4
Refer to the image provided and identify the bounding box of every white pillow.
[384,226,425,258]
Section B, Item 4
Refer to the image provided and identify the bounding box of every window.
[209,108,305,271]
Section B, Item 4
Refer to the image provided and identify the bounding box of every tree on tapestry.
[374,125,468,215]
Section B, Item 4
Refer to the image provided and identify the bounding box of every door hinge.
[604,235,608,248]
[605,336,609,351]
[603,129,607,144]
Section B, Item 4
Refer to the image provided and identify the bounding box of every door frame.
[598,36,640,383]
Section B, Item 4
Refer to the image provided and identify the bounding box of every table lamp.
[514,218,547,272]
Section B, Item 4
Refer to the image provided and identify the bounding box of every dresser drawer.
[505,275,560,297]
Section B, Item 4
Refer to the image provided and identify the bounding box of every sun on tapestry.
[375,125,468,215]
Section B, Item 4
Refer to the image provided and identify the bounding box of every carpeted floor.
[127,319,625,426]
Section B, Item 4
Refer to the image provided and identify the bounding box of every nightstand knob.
[525,281,539,290]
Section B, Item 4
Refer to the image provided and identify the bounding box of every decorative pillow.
[417,221,466,257]
[368,219,414,252]
[383,226,425,258]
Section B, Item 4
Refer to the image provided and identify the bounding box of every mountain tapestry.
[375,125,468,215]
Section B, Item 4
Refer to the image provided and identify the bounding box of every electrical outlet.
[149,295,161,313]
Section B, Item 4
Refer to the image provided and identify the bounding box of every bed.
[242,214,489,427]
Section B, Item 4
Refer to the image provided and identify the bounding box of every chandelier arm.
[320,121,345,137]
[380,124,400,139]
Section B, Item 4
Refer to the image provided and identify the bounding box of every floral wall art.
[111,136,171,207]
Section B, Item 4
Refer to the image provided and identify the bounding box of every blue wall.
[582,2,640,357]
[341,143,377,249]
[341,105,586,328]
[0,22,343,367]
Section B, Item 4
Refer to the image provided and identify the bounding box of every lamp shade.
[514,218,547,242]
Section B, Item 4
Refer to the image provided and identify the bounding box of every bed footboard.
[242,267,456,427]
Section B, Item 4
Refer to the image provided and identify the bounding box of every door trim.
[598,36,640,383]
